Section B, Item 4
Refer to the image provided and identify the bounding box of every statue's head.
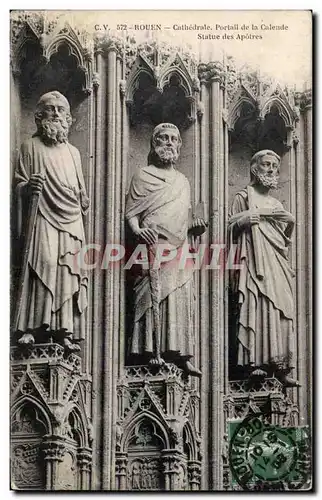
[250,149,281,189]
[34,91,72,144]
[148,123,182,167]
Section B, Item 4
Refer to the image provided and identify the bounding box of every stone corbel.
[284,125,296,151]
[119,79,126,99]
[292,130,300,147]
[197,101,204,121]
[92,72,100,90]
[185,95,197,125]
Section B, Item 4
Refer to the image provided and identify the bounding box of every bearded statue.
[13,91,89,352]
[228,150,298,386]
[125,123,207,376]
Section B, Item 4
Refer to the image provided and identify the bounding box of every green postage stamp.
[228,414,311,490]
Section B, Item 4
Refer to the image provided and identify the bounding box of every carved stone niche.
[127,72,193,128]
[116,364,201,491]
[10,344,92,491]
[11,14,94,101]
[11,404,47,490]
[125,52,199,129]
[258,104,289,156]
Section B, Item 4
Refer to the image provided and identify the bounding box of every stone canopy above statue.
[125,52,199,128]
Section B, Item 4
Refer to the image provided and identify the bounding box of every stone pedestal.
[115,364,201,491]
[10,344,93,490]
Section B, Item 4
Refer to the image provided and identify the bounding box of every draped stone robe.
[14,135,89,340]
[228,188,295,368]
[125,165,194,361]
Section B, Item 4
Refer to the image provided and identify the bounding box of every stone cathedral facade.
[10,13,312,491]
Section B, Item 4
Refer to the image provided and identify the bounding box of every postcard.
[10,10,312,491]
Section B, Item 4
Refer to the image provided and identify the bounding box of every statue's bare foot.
[149,356,165,367]
[184,360,202,378]
[63,337,81,353]
[17,333,35,346]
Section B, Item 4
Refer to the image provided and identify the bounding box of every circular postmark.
[228,414,311,490]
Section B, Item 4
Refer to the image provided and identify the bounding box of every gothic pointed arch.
[60,404,88,448]
[126,54,156,103]
[227,84,257,131]
[259,84,296,130]
[121,411,169,453]
[10,15,42,77]
[11,397,51,436]
[10,13,94,98]
[158,53,194,97]
[183,422,198,461]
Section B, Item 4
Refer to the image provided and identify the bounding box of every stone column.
[293,89,312,427]
[102,42,118,490]
[285,124,299,409]
[115,453,128,490]
[162,450,187,491]
[42,436,66,490]
[302,90,312,425]
[190,84,201,399]
[198,76,210,490]
[118,72,129,378]
[209,63,225,490]
[90,49,105,490]
[77,448,92,490]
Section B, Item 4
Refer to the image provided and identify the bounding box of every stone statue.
[13,91,89,352]
[228,149,298,386]
[125,123,207,376]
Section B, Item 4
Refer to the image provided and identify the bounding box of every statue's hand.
[190,218,208,236]
[137,227,158,245]
[237,211,260,229]
[27,173,46,195]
